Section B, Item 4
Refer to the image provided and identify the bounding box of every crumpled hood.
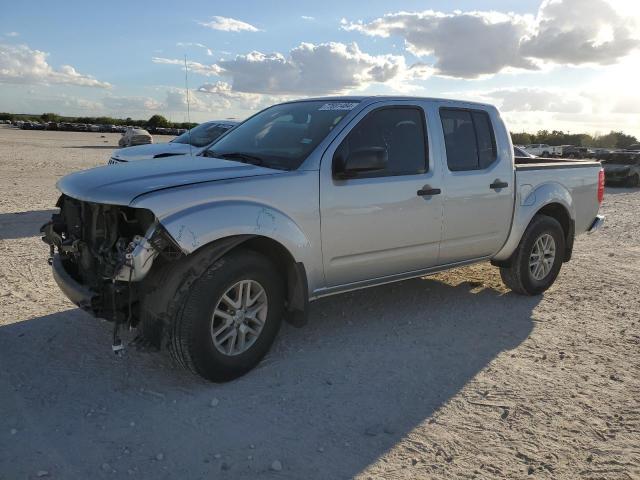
[111,142,193,162]
[57,155,282,205]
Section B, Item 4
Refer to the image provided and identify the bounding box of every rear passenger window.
[440,108,497,171]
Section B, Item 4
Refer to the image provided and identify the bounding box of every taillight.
[597,168,605,204]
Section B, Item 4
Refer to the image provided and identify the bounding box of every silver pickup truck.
[41,96,605,382]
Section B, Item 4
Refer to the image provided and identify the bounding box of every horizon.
[1,0,639,137]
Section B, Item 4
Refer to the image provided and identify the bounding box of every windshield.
[172,122,234,148]
[203,100,358,170]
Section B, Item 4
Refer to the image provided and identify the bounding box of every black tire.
[627,174,640,188]
[499,215,565,296]
[169,249,285,382]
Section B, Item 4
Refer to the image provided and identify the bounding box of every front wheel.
[169,249,285,382]
[499,215,565,295]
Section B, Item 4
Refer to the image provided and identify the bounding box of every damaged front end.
[41,195,182,342]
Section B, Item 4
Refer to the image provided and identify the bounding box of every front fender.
[492,181,575,262]
[156,200,312,259]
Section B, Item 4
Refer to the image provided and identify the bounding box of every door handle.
[490,180,509,190]
[417,187,441,196]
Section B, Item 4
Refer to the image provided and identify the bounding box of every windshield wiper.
[205,151,292,170]
[208,151,265,166]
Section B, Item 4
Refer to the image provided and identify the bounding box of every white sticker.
[300,138,312,144]
[318,102,359,111]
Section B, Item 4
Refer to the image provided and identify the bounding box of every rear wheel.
[169,249,285,382]
[499,215,565,295]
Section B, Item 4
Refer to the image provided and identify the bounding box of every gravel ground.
[0,126,638,480]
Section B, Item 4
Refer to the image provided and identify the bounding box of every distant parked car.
[602,156,640,187]
[592,148,613,159]
[109,121,237,163]
[562,146,593,159]
[22,122,45,130]
[523,144,563,157]
[118,127,153,148]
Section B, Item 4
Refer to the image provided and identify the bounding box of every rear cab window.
[440,108,497,171]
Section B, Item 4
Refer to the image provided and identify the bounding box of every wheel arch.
[230,235,309,327]
[536,202,574,261]
[139,233,309,349]
[492,182,575,266]
[181,234,310,328]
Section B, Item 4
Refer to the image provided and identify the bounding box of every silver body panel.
[56,96,603,299]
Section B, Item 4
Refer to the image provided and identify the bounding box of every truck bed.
[515,156,601,170]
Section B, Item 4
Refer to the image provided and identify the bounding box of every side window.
[440,108,497,171]
[472,111,497,169]
[336,107,428,177]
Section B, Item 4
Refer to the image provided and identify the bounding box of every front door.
[320,102,444,288]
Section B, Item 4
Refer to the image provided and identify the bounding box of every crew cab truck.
[41,97,605,382]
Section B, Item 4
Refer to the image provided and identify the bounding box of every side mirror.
[334,146,388,178]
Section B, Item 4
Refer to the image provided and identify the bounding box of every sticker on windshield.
[318,102,359,111]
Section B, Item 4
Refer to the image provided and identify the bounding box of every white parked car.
[523,144,562,157]
[118,127,153,148]
[109,121,237,164]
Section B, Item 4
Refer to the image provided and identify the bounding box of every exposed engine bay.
[40,195,182,331]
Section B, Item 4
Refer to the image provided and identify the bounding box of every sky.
[1,0,639,136]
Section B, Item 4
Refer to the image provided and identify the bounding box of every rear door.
[438,106,514,263]
[319,101,443,287]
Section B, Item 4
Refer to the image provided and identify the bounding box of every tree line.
[511,130,637,149]
[0,112,197,130]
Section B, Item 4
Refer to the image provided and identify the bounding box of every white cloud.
[176,42,213,56]
[301,16,315,21]
[215,42,432,95]
[521,0,639,65]
[59,95,103,111]
[197,81,284,110]
[483,87,586,114]
[343,11,536,78]
[4,32,19,37]
[152,41,431,95]
[0,43,111,88]
[342,0,640,78]
[103,95,163,112]
[164,87,245,115]
[445,85,640,135]
[198,16,260,32]
[152,56,223,76]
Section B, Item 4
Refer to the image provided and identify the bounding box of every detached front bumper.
[51,255,132,322]
[587,215,605,234]
[51,255,97,311]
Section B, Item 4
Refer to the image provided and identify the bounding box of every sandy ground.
[0,125,638,480]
